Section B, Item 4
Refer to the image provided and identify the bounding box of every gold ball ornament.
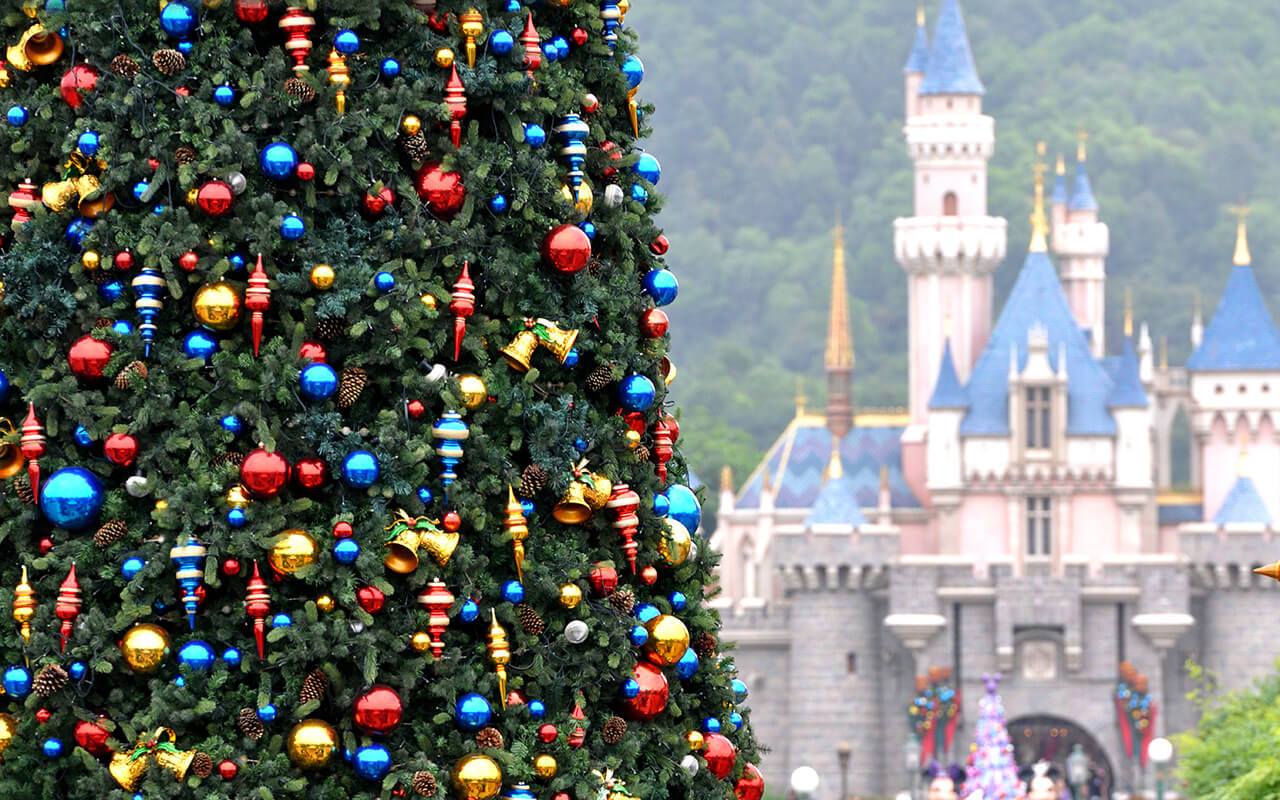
[316,595,336,613]
[558,583,583,609]
[685,730,704,751]
[119,623,171,674]
[458,374,487,409]
[403,116,422,136]
[421,293,438,310]
[0,713,15,757]
[451,753,503,800]
[310,264,335,289]
[435,48,455,68]
[532,754,557,779]
[269,530,319,574]
[82,251,100,270]
[191,281,244,331]
[642,614,690,666]
[286,719,339,770]
[185,187,200,209]
[658,518,693,566]
[154,499,168,511]
[412,632,432,652]
[559,180,593,215]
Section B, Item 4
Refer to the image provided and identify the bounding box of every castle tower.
[1052,135,1110,358]
[894,0,1008,424]
[826,215,855,440]
[903,3,929,120]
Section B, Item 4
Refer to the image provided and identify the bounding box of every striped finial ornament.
[449,263,475,361]
[13,566,35,643]
[601,1,622,50]
[409,0,436,12]
[521,14,542,79]
[278,8,315,74]
[445,65,467,148]
[54,564,80,651]
[554,114,591,203]
[328,49,349,114]
[244,254,271,357]
[170,536,208,630]
[19,402,44,499]
[431,411,470,489]
[131,265,166,357]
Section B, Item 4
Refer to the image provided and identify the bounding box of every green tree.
[1174,661,1280,799]
[0,1,757,798]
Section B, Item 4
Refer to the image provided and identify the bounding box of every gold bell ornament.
[108,728,196,791]
[500,330,539,373]
[582,470,613,511]
[487,610,510,709]
[41,179,79,214]
[501,319,579,372]
[553,470,593,526]
[383,509,459,573]
[0,713,14,758]
[7,24,63,72]
[502,485,529,581]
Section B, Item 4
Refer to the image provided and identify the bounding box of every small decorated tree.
[962,674,1026,800]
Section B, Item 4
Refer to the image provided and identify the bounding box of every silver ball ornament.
[350,621,365,634]
[125,475,151,497]
[425,363,448,383]
[680,755,699,777]
[564,620,589,644]
[603,184,625,208]
[226,171,248,195]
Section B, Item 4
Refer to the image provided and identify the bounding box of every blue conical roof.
[929,339,968,409]
[1050,171,1068,205]
[918,0,985,96]
[1187,263,1280,371]
[1213,475,1272,525]
[804,474,868,527]
[904,21,930,73]
[1069,160,1098,211]
[1108,336,1148,408]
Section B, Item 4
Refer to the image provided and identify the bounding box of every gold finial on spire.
[825,208,855,371]
[1029,143,1049,252]
[1077,130,1090,162]
[1159,335,1168,370]
[944,304,953,339]
[794,378,806,418]
[1238,428,1251,477]
[917,1,925,27]
[825,448,843,482]
[1230,204,1252,266]
[1124,288,1134,338]
[1056,153,1066,176]
[720,465,734,493]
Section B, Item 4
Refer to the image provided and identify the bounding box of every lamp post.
[790,766,819,800]
[903,734,922,800]
[1066,743,1089,800]
[836,741,851,800]
[1148,737,1173,800]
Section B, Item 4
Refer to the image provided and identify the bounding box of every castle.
[710,1,1280,797]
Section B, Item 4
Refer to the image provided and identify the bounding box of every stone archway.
[1008,715,1115,799]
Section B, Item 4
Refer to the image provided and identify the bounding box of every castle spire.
[1231,204,1252,266]
[1029,143,1049,253]
[825,209,855,440]
[1124,288,1133,338]
[1069,131,1099,212]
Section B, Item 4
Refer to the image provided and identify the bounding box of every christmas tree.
[0,2,760,798]
[962,675,1025,800]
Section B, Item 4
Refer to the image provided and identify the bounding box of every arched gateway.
[1008,715,1115,799]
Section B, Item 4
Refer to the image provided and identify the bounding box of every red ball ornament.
[39,537,54,555]
[362,186,395,218]
[442,510,461,532]
[218,759,239,780]
[148,158,160,172]
[298,340,327,362]
[294,457,328,490]
[68,334,114,381]
[702,733,738,780]
[222,558,242,577]
[357,585,386,614]
[114,250,134,270]
[240,448,290,498]
[650,235,670,255]
[537,723,558,743]
[621,662,669,721]
[582,93,600,115]
[413,162,466,221]
[353,685,403,735]
[406,399,426,419]
[542,225,592,274]
[35,708,50,724]
[60,64,99,108]
[175,86,190,97]
[640,308,669,339]
[506,690,526,707]
[179,251,199,272]
[600,141,622,179]
[103,433,140,467]
[735,764,765,800]
[74,719,112,756]
[297,162,316,181]
[196,180,235,217]
[234,0,269,22]
[572,28,589,46]
[640,565,658,585]
[333,521,354,539]
[588,563,618,595]
[555,794,570,800]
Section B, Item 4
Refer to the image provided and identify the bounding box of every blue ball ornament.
[152,205,165,216]
[630,184,649,204]
[74,426,93,448]
[665,484,702,535]
[554,36,570,59]
[341,451,379,488]
[0,370,7,404]
[528,699,546,719]
[271,613,292,628]
[652,493,670,517]
[524,124,547,147]
[174,675,186,687]
[641,268,679,306]
[99,281,124,302]
[176,39,194,55]
[618,374,656,412]
[417,487,434,505]
[77,131,100,156]
[519,499,535,516]
[40,467,105,531]
[334,29,361,55]
[221,414,243,433]
[669,591,687,611]
[122,557,145,579]
[333,537,360,564]
[676,647,699,679]
[542,42,559,63]
[489,194,509,213]
[504,0,519,10]
[502,581,525,604]
[111,320,134,335]
[257,704,278,722]
[183,329,220,362]
[703,717,721,734]
[354,744,392,781]
[729,711,743,729]
[380,58,401,79]
[732,678,748,702]
[634,153,662,185]
[563,348,580,367]
[621,678,640,698]
[455,693,492,731]
[132,181,150,201]
[459,598,480,623]
[7,106,28,127]
[622,55,645,90]
[3,666,31,697]
[281,214,306,240]
[214,85,235,106]
[65,217,94,250]
[579,221,596,239]
[226,508,247,527]
[574,437,588,452]
[42,739,64,758]
[628,625,648,646]
[259,142,299,181]
[68,662,86,680]
[490,30,515,55]
[159,2,198,39]
[223,648,242,667]
[374,272,396,292]
[299,362,339,402]
[229,253,247,271]
[635,603,660,623]
[177,640,216,671]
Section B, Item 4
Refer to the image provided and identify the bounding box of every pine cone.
[32,664,68,697]
[191,752,214,779]
[212,451,245,469]
[516,603,545,636]
[114,360,149,390]
[518,464,548,497]
[475,727,503,749]
[401,132,430,162]
[587,258,605,278]
[602,716,627,744]
[299,668,328,704]
[338,366,368,409]
[174,146,197,166]
[412,771,438,796]
[110,54,140,77]
[633,445,650,464]
[315,317,345,342]
[692,632,718,660]
[237,708,264,740]
[585,364,614,391]
[608,589,636,614]
[93,519,128,548]
[284,76,316,103]
[88,265,112,285]
[152,48,186,76]
[13,474,34,506]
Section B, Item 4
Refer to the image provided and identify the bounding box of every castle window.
[846,653,857,675]
[1026,496,1052,556]
[1025,387,1051,448]
[1215,384,1224,394]
[943,192,958,216]
[1239,384,1247,394]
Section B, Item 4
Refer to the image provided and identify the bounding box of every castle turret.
[826,215,855,440]
[903,4,929,120]
[1053,135,1110,358]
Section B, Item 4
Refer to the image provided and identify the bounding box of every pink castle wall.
[959,494,1008,558]
[1069,493,1120,556]
[1202,414,1280,521]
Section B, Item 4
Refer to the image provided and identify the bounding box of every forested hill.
[626,0,1280,491]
